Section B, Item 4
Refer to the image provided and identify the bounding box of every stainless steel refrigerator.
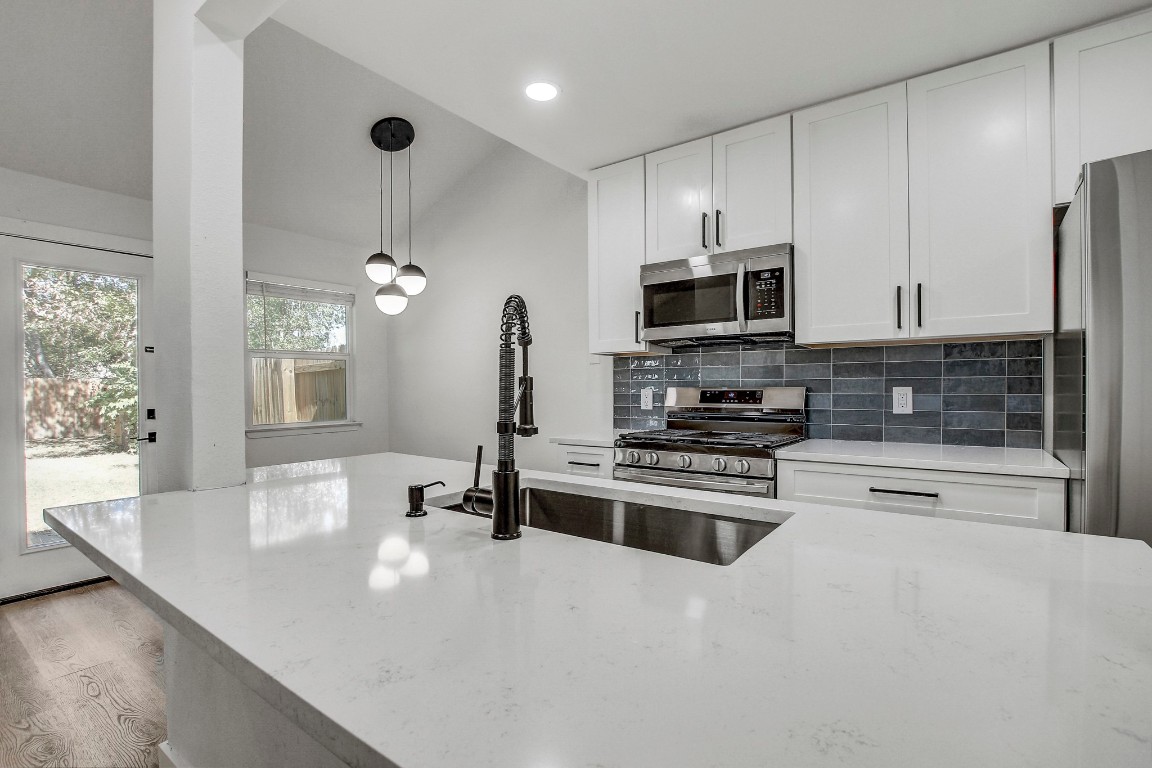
[1055,148,1152,546]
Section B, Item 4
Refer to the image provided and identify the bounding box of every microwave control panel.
[746,267,786,320]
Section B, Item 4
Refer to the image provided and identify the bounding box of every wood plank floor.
[0,582,165,768]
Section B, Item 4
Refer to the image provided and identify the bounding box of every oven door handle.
[613,467,771,495]
[735,261,748,332]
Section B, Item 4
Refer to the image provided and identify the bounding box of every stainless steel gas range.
[613,386,806,497]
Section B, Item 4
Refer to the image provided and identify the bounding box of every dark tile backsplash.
[612,339,1045,448]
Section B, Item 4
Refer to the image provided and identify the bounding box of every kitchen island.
[46,452,1152,768]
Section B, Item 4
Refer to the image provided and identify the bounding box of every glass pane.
[246,294,347,353]
[251,358,348,425]
[22,266,140,549]
[643,274,737,328]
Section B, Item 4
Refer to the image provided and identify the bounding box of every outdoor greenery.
[23,266,139,446]
[246,294,347,353]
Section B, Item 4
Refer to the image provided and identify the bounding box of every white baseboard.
[158,741,180,768]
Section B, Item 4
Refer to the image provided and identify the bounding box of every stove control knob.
[627,451,641,464]
[712,457,727,472]
[676,454,692,469]
[735,459,751,475]
[645,452,659,466]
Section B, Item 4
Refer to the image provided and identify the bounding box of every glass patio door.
[1,236,153,582]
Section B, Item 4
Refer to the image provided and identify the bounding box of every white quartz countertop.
[777,438,1070,478]
[548,434,618,448]
[47,452,1150,768]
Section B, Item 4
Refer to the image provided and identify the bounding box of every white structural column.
[152,0,280,491]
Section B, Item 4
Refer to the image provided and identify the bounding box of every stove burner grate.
[619,429,804,450]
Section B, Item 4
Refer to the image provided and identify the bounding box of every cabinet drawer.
[557,447,614,478]
[777,461,1065,530]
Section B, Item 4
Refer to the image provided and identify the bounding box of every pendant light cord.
[412,145,417,265]
[378,149,384,253]
[388,130,394,259]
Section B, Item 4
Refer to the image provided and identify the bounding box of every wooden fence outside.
[24,378,105,440]
[251,359,347,425]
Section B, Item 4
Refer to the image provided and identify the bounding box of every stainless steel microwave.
[640,244,793,343]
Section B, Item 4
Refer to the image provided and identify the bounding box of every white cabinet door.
[588,158,645,354]
[776,460,1067,531]
[712,116,792,252]
[793,84,910,344]
[1054,9,1152,203]
[645,137,713,263]
[908,43,1053,338]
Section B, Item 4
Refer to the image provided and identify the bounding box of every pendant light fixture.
[366,117,426,315]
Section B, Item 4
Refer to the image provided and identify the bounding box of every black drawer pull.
[568,461,601,468]
[869,487,939,499]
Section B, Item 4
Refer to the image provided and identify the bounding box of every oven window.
[644,274,738,328]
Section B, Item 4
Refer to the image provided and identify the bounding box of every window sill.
[246,421,363,439]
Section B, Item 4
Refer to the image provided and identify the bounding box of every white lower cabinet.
[556,445,615,479]
[777,460,1066,531]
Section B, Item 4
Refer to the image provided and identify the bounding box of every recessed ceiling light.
[525,82,559,101]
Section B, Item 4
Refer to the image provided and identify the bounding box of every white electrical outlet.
[640,387,654,411]
[892,387,913,414]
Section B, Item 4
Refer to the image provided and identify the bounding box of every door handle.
[634,310,641,345]
[136,432,157,443]
[715,209,722,249]
[896,285,903,329]
[701,212,709,249]
[869,487,939,499]
[916,283,923,328]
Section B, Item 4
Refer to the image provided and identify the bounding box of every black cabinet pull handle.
[916,283,923,328]
[567,461,601,468]
[896,285,903,330]
[634,310,641,345]
[869,486,939,499]
[715,209,722,248]
[701,212,709,249]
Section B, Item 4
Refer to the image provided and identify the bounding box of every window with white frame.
[245,274,354,428]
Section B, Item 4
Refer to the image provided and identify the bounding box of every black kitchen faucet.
[462,295,537,539]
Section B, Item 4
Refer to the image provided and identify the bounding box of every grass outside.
[24,437,138,545]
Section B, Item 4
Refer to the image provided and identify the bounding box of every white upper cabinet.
[645,138,713,263]
[712,116,793,251]
[646,122,792,264]
[793,84,910,344]
[588,158,646,354]
[1054,9,1152,203]
[908,43,1053,338]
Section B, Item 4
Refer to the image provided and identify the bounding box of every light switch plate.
[892,387,913,414]
[640,387,654,410]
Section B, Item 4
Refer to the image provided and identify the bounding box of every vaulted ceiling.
[0,2,504,248]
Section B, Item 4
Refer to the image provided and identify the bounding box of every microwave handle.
[736,262,748,332]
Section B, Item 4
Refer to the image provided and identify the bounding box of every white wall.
[387,142,612,471]
[243,224,390,468]
[0,166,151,241]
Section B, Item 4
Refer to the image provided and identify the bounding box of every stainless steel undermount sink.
[438,484,778,566]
